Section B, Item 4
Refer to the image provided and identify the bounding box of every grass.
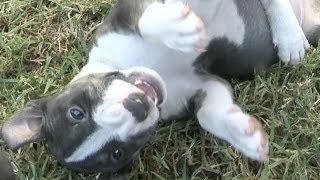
[0,0,320,179]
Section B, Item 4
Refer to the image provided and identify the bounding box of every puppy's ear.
[1,100,45,151]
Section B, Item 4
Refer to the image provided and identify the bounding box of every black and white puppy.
[1,0,319,174]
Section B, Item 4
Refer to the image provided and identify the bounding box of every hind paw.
[273,26,310,65]
[225,105,269,161]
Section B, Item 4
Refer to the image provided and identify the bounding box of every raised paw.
[267,4,310,65]
[138,1,207,52]
[273,25,310,65]
[225,105,268,161]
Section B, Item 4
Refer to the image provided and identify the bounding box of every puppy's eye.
[111,148,124,162]
[69,107,85,121]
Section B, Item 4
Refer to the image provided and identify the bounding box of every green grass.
[1,0,320,179]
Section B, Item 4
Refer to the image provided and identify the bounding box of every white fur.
[87,32,203,119]
[189,0,245,46]
[261,0,310,65]
[65,128,114,163]
[139,0,245,52]
[196,81,268,160]
[139,1,206,52]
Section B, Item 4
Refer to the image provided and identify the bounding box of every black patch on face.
[123,92,150,122]
[193,0,277,80]
[41,72,126,165]
[63,128,155,173]
[43,85,98,161]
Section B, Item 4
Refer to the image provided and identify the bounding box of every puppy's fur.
[1,0,320,174]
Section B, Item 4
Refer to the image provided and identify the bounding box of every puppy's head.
[0,67,166,173]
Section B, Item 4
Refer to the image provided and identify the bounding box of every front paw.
[273,21,310,65]
[138,1,207,52]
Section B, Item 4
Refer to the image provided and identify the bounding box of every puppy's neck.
[71,60,119,83]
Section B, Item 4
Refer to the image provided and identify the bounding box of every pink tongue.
[135,81,157,103]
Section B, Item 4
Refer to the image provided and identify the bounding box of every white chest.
[87,33,203,119]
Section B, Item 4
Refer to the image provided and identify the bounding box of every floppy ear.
[0,100,45,151]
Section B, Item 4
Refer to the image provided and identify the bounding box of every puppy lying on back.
[1,0,319,175]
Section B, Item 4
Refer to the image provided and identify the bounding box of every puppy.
[1,0,320,174]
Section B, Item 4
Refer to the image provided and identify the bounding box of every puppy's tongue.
[134,80,158,104]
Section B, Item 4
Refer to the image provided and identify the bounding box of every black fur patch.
[193,0,277,80]
[64,128,155,173]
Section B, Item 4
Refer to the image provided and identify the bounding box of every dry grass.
[1,0,320,179]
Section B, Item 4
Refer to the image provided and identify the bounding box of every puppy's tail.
[306,25,320,47]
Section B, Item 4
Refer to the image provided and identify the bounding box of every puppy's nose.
[123,93,150,122]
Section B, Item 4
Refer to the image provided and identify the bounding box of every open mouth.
[129,73,164,106]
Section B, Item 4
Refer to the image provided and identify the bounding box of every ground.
[0,0,320,179]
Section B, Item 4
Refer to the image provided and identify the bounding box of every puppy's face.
[1,68,165,173]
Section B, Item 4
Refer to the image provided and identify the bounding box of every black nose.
[123,93,150,122]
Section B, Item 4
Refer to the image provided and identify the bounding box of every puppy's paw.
[138,1,207,52]
[225,105,268,161]
[272,19,310,65]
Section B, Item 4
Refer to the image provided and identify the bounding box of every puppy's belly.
[89,33,203,119]
[88,0,278,118]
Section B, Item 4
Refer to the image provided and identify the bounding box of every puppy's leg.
[196,80,268,161]
[138,1,206,52]
[260,0,310,65]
